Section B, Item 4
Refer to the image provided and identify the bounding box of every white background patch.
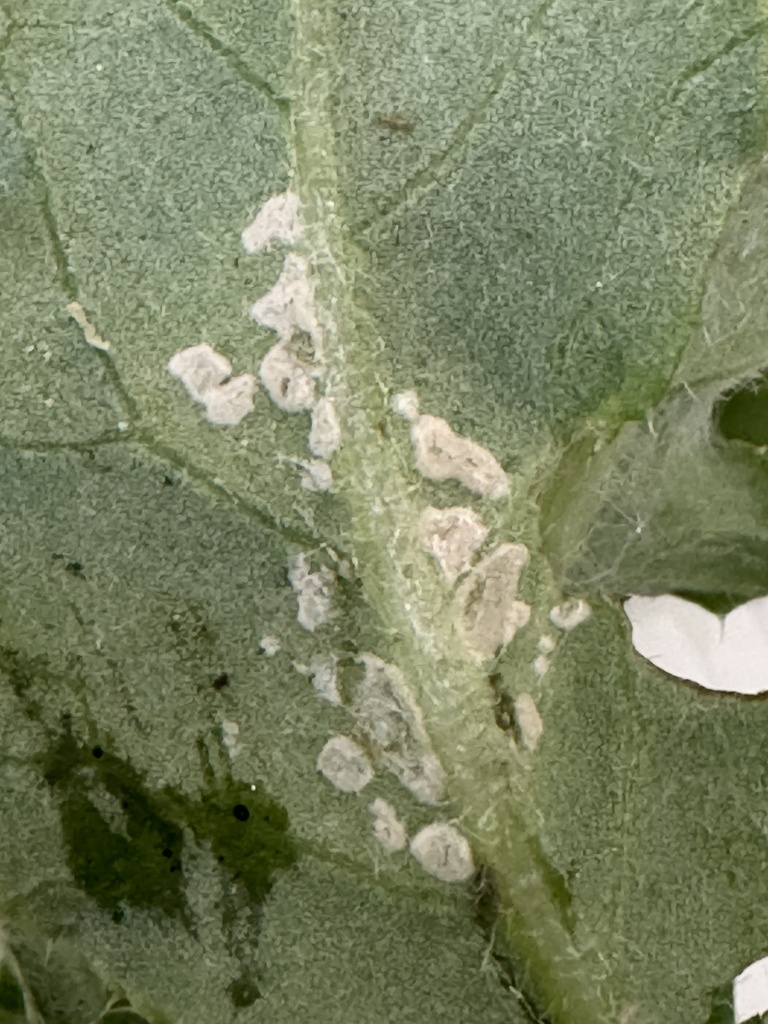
[625,593,768,694]
[734,955,768,1023]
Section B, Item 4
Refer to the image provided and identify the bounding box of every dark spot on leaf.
[162,848,173,858]
[0,963,25,1014]
[92,746,104,759]
[233,804,250,822]
[486,672,518,735]
[702,980,735,1024]
[213,672,229,691]
[228,975,261,1008]
[375,112,415,134]
[715,373,768,447]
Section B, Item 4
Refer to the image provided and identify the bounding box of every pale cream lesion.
[454,542,531,662]
[167,343,256,426]
[393,389,511,500]
[417,505,489,584]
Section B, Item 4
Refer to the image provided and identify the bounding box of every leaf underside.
[0,1,767,1023]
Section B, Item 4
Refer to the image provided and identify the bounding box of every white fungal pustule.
[514,693,543,751]
[167,344,256,426]
[203,374,258,426]
[288,553,335,631]
[241,191,303,253]
[250,253,320,344]
[259,340,317,413]
[392,389,420,421]
[317,736,373,793]
[550,598,591,631]
[538,633,557,655]
[455,543,531,662]
[409,822,475,883]
[309,396,342,459]
[298,459,333,493]
[259,635,281,656]
[393,390,509,500]
[356,654,445,805]
[418,506,489,584]
[67,301,110,351]
[532,654,550,678]
[221,720,242,758]
[369,797,408,853]
[294,653,341,705]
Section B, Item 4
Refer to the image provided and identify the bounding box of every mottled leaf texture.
[0,1,766,1023]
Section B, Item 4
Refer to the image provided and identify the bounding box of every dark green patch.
[228,974,261,1008]
[716,375,768,447]
[0,645,44,716]
[672,591,745,617]
[528,838,575,937]
[487,672,518,734]
[701,980,734,1024]
[0,964,24,1016]
[43,732,188,923]
[41,725,298,929]
[193,779,295,908]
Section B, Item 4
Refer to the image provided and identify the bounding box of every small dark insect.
[92,746,104,759]
[375,112,416,135]
[212,672,230,691]
[233,804,250,822]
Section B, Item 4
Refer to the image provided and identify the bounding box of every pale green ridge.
[287,2,632,1022]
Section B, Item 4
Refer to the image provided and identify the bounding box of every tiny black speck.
[233,804,250,822]
[212,672,229,691]
[162,848,173,858]
[92,746,103,759]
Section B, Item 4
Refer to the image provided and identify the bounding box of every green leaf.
[1,0,767,1023]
